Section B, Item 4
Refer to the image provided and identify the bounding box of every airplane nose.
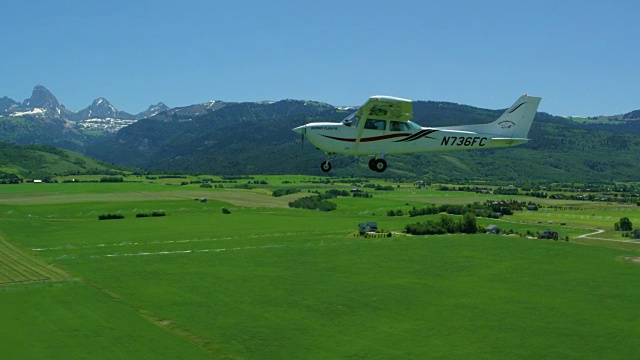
[292,125,305,135]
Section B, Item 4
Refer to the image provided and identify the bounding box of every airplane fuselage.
[299,121,526,156]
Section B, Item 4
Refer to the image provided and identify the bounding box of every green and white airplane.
[293,94,541,172]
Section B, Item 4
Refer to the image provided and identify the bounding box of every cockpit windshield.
[341,112,360,127]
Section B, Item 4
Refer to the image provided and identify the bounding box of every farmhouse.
[359,222,377,233]
[486,225,499,234]
[539,229,559,240]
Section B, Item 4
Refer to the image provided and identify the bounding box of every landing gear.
[368,157,387,172]
[373,158,387,172]
[321,153,335,172]
[368,158,376,171]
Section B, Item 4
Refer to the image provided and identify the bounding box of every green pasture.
[1,282,212,360]
[1,179,639,359]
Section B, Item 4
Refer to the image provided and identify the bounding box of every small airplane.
[293,94,541,172]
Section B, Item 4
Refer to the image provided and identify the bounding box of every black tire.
[374,158,387,172]
[368,158,377,171]
[320,161,332,172]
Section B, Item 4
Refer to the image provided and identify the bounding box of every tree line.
[405,213,478,235]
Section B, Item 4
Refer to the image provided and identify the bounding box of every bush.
[364,184,394,191]
[272,188,300,197]
[98,214,124,220]
[404,213,479,235]
[615,217,633,231]
[135,213,150,218]
[152,211,166,217]
[324,189,350,198]
[288,196,337,211]
[409,206,440,217]
[222,208,231,214]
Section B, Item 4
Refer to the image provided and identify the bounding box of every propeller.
[300,117,308,149]
[293,117,310,149]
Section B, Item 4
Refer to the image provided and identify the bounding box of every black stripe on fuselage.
[394,129,439,142]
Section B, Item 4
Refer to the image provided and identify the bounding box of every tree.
[617,217,633,231]
[439,215,459,233]
[460,212,478,234]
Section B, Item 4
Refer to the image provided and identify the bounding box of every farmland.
[1,175,639,359]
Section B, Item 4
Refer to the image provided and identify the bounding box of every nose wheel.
[320,161,332,172]
[368,158,387,172]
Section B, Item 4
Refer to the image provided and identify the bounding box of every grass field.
[1,176,639,359]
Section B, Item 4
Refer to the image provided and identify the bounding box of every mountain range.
[0,85,170,152]
[1,85,640,183]
[0,85,169,124]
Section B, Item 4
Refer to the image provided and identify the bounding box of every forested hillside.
[86,100,347,174]
[0,116,88,152]
[0,142,122,180]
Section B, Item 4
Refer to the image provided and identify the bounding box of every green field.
[1,176,639,359]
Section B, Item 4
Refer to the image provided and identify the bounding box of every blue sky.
[2,0,638,116]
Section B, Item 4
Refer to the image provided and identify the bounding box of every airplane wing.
[355,95,413,122]
[354,95,413,153]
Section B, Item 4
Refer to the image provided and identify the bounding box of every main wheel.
[374,158,387,172]
[368,158,377,171]
[320,161,332,172]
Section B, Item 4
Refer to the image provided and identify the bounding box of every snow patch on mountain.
[10,108,46,116]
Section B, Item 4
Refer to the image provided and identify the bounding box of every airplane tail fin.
[488,95,541,139]
[445,95,541,140]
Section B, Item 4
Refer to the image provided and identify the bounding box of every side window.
[365,119,386,130]
[390,121,410,131]
[352,115,361,128]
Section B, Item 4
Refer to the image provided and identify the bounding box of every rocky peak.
[0,96,19,112]
[137,102,170,119]
[70,97,135,121]
[87,97,118,118]
[22,85,61,110]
